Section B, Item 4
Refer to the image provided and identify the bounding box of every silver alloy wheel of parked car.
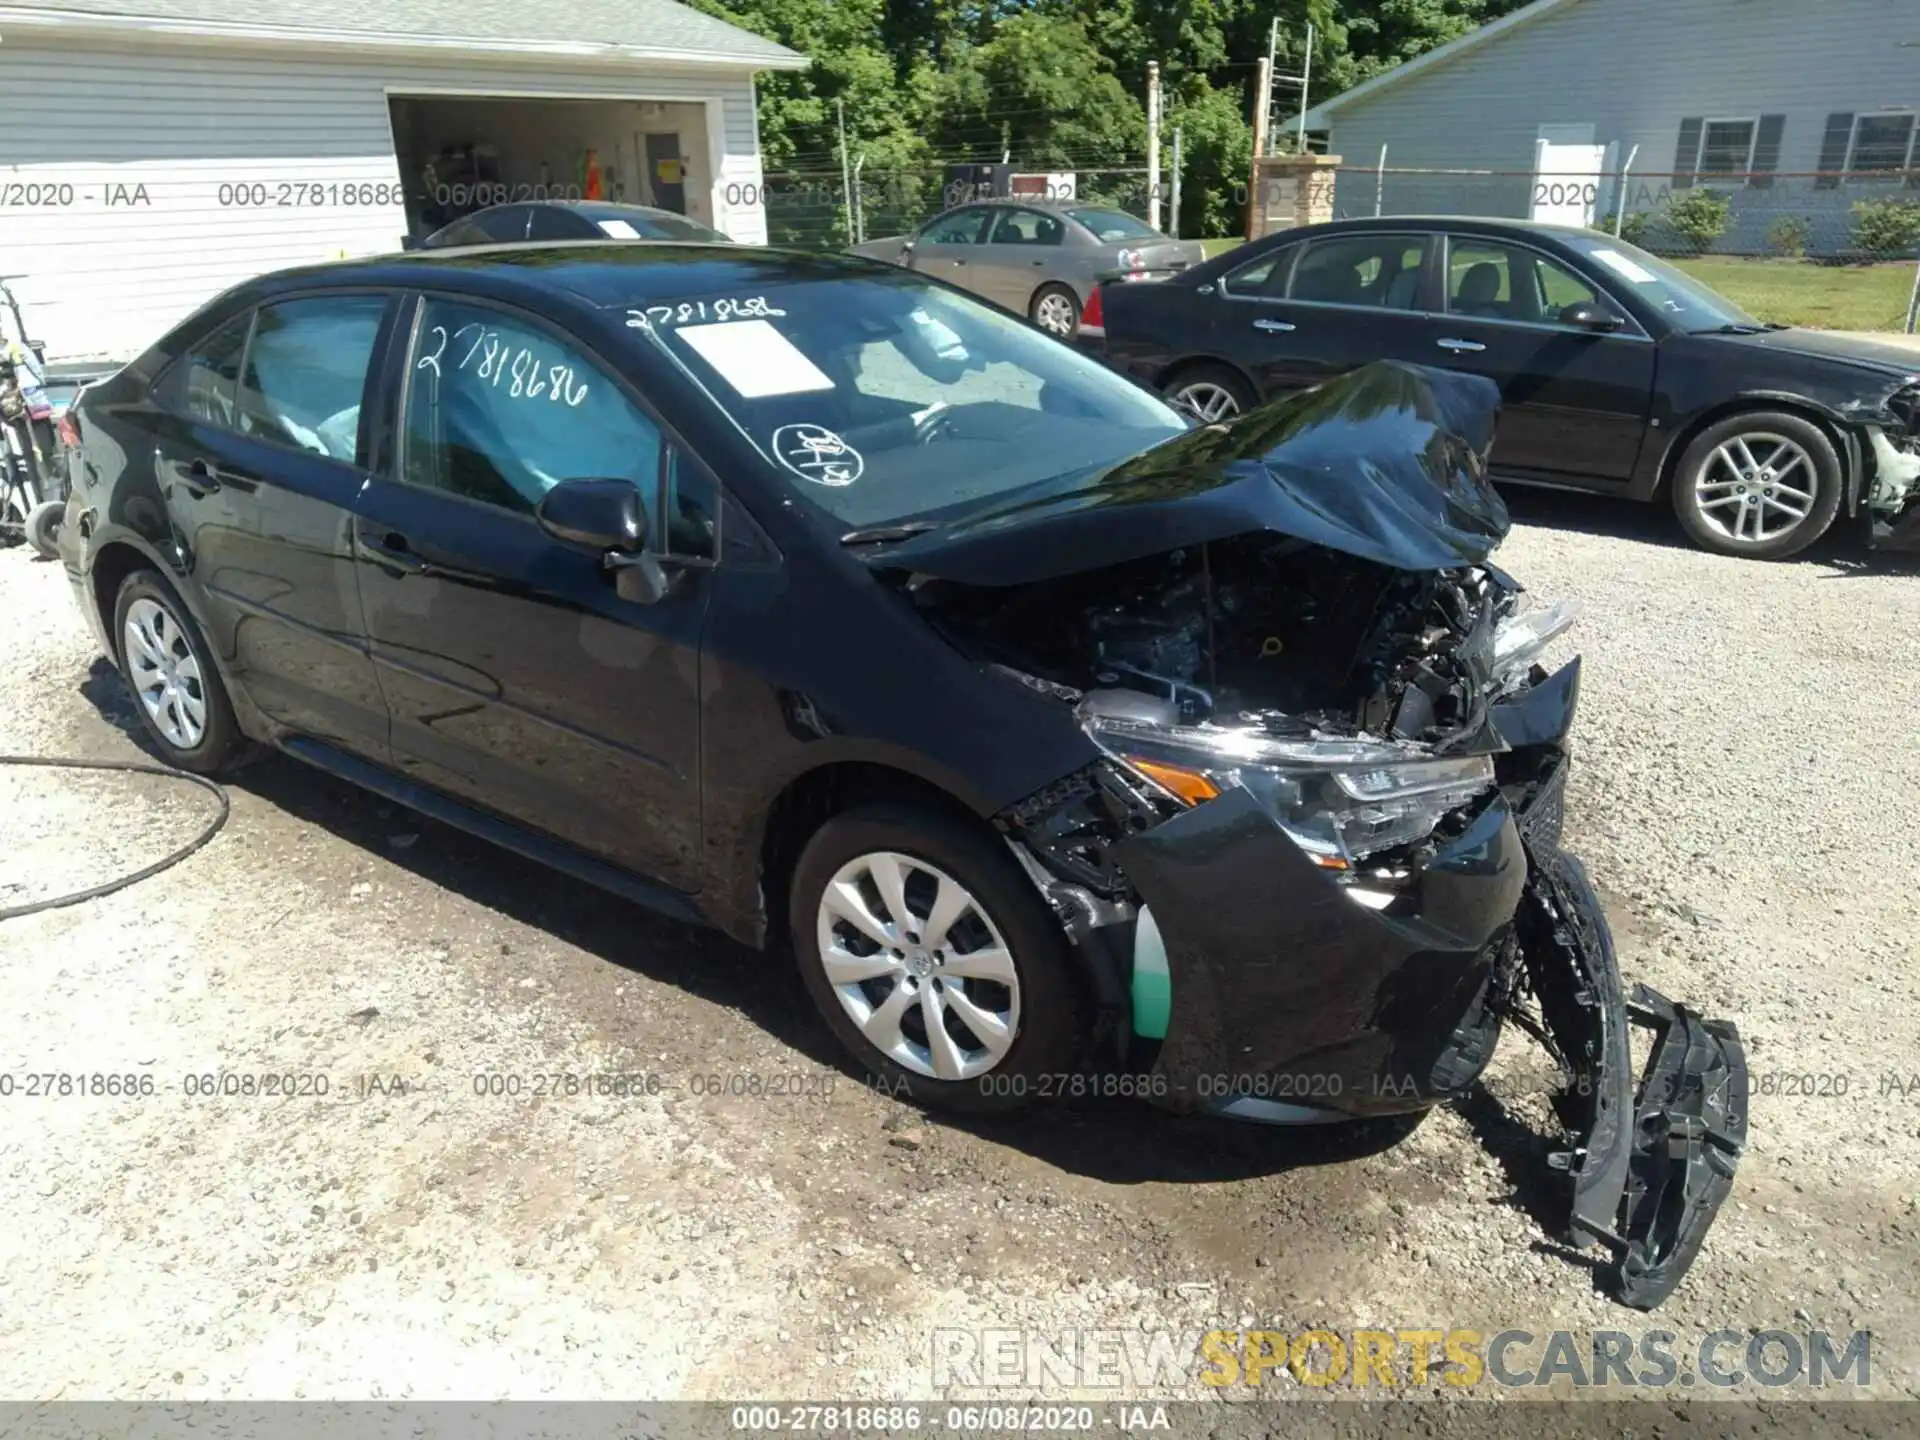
[814,850,1021,1081]
[1689,432,1820,546]
[1171,381,1242,423]
[123,596,208,750]
[1031,289,1079,337]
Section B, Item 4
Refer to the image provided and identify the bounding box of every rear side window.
[920,208,992,245]
[988,209,1064,246]
[1289,235,1428,310]
[162,312,252,427]
[1222,244,1298,299]
[234,296,386,462]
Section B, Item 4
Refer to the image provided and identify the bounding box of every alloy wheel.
[123,596,208,749]
[1692,433,1819,546]
[1171,381,1242,423]
[1033,292,1078,336]
[814,850,1020,1081]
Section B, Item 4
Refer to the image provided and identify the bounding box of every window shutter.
[1749,115,1786,187]
[1816,112,1854,188]
[1673,117,1704,189]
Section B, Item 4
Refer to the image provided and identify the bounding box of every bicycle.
[0,273,73,558]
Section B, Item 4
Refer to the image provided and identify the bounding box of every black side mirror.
[536,478,672,603]
[1560,301,1625,332]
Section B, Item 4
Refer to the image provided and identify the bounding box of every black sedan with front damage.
[56,245,1743,1308]
[1091,216,1920,560]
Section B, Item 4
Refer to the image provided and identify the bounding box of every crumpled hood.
[860,360,1510,586]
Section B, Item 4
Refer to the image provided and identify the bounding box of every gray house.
[1297,0,1919,255]
[0,0,805,361]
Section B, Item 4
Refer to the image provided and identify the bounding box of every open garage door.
[388,95,716,242]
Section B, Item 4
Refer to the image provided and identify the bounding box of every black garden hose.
[0,755,230,920]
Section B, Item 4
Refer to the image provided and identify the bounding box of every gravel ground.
[0,495,1916,1408]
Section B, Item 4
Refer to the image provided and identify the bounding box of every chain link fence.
[764,164,1163,250]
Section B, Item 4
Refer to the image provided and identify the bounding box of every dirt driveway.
[1,496,1917,1405]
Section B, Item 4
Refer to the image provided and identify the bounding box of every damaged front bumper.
[1512,840,1749,1310]
[1087,659,1746,1307]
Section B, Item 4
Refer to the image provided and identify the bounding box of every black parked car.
[1094,217,1920,560]
[418,200,732,248]
[56,246,1744,1306]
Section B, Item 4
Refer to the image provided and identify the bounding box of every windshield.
[1562,234,1761,331]
[627,272,1186,530]
[1068,208,1160,243]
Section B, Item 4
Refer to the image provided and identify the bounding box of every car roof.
[250,243,906,311]
[1285,215,1608,240]
[472,199,701,223]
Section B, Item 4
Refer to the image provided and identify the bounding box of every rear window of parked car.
[233,296,386,462]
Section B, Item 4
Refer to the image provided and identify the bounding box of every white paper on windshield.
[1589,248,1658,285]
[598,219,642,239]
[676,319,835,397]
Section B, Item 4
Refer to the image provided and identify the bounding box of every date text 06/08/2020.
[729,1405,1170,1433]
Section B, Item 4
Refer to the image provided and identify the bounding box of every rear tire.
[790,803,1086,1116]
[112,569,246,774]
[1028,283,1081,338]
[1671,411,1841,559]
[1163,363,1255,424]
[24,498,62,560]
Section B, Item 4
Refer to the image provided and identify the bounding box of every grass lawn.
[1669,256,1917,332]
[1191,236,1917,331]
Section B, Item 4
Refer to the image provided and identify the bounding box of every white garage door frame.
[382,83,731,226]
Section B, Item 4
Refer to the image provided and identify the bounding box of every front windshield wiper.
[1696,323,1769,335]
[839,521,941,546]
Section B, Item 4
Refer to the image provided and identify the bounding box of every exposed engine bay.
[918,534,1518,748]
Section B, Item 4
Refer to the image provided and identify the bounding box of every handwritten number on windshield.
[624,296,787,331]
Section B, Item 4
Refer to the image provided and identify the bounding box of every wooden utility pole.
[1146,61,1162,231]
[1247,56,1271,240]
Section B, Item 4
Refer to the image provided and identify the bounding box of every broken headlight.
[1080,708,1496,875]
[1491,597,1580,695]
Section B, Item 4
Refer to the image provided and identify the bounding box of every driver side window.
[401,297,665,526]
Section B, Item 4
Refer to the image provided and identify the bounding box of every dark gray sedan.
[850,199,1204,338]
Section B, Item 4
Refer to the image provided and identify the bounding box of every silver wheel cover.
[815,850,1020,1081]
[1692,432,1819,545]
[1172,381,1241,423]
[123,596,208,750]
[1033,292,1078,336]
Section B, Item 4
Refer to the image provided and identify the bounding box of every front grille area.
[1518,755,1569,850]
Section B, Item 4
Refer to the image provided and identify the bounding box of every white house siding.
[0,35,770,361]
[1318,0,1919,249]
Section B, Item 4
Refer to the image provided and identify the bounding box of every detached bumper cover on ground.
[1516,842,1749,1310]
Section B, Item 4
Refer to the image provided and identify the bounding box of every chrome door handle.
[1437,338,1487,353]
[1252,318,1296,333]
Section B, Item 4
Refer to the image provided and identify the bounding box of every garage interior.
[387,95,715,240]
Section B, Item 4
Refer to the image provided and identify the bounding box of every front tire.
[790,804,1086,1115]
[1672,411,1841,559]
[112,569,245,774]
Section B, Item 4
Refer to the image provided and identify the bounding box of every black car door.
[1425,234,1656,484]
[351,293,712,891]
[147,293,394,754]
[1213,230,1440,399]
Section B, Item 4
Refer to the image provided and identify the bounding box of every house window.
[1695,119,1758,176]
[1848,113,1918,174]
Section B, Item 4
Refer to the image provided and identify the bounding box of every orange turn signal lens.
[1127,758,1221,806]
